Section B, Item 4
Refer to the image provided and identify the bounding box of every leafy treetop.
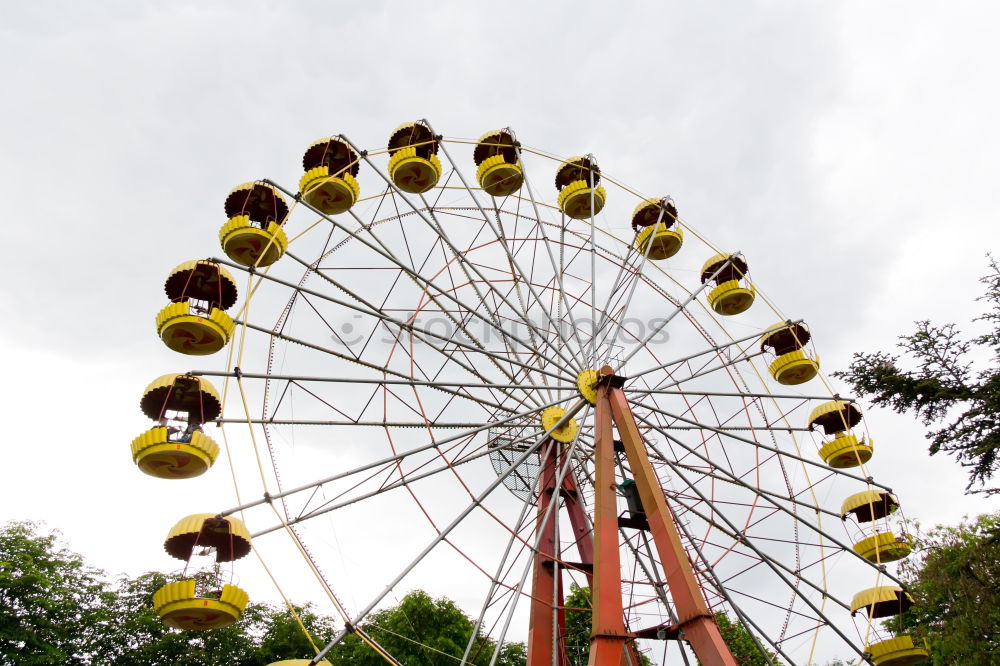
[834,258,1000,494]
[890,512,1000,665]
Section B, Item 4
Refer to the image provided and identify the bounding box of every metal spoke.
[628,388,845,401]
[196,370,574,393]
[309,399,587,663]
[632,413,906,589]
[284,249,545,411]
[265,178,577,386]
[515,153,590,362]
[221,257,573,385]
[627,319,803,383]
[588,206,664,362]
[254,425,552,536]
[617,257,742,371]
[342,133,582,374]
[433,133,588,372]
[634,400,890,491]
[218,395,571,519]
[192,137,904,666]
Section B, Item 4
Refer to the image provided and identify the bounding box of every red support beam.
[562,471,594,584]
[587,386,629,665]
[527,441,568,666]
[564,467,641,666]
[607,381,737,666]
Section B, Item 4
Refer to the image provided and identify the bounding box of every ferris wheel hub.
[540,406,579,443]
[576,369,599,404]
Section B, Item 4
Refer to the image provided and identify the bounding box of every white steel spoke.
[185,134,909,666]
[433,134,589,372]
[309,399,587,662]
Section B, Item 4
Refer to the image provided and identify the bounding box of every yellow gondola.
[156,260,237,355]
[153,514,252,630]
[555,155,605,219]
[131,426,219,480]
[865,636,930,665]
[808,399,872,467]
[853,531,912,563]
[299,137,361,215]
[632,198,683,260]
[387,121,441,194]
[841,490,899,522]
[474,129,523,197]
[153,579,249,630]
[219,182,289,267]
[164,514,251,562]
[759,322,819,385]
[701,253,755,315]
[851,586,914,618]
[808,400,862,434]
[818,434,873,468]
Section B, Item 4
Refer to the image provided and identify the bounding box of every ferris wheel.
[130,121,931,666]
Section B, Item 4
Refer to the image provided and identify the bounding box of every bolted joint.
[677,611,716,629]
[590,630,630,639]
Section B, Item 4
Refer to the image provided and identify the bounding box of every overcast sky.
[2,1,998,661]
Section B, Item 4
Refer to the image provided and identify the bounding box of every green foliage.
[890,513,1000,665]
[0,521,112,665]
[258,602,338,663]
[326,589,522,665]
[0,519,793,665]
[0,520,335,665]
[713,612,777,665]
[563,582,592,665]
[566,582,775,664]
[89,570,334,666]
[90,570,265,665]
[563,583,653,665]
[834,258,1000,495]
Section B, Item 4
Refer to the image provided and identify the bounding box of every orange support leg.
[563,458,640,666]
[606,379,737,666]
[527,441,568,666]
[588,387,629,665]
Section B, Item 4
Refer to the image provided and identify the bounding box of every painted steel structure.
[129,122,930,665]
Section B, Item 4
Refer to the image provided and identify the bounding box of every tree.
[90,569,265,665]
[834,258,1000,495]
[563,583,592,665]
[91,571,335,666]
[564,585,782,665]
[325,589,525,665]
[713,612,777,666]
[0,521,113,665]
[257,602,339,663]
[0,520,339,666]
[890,512,1000,665]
